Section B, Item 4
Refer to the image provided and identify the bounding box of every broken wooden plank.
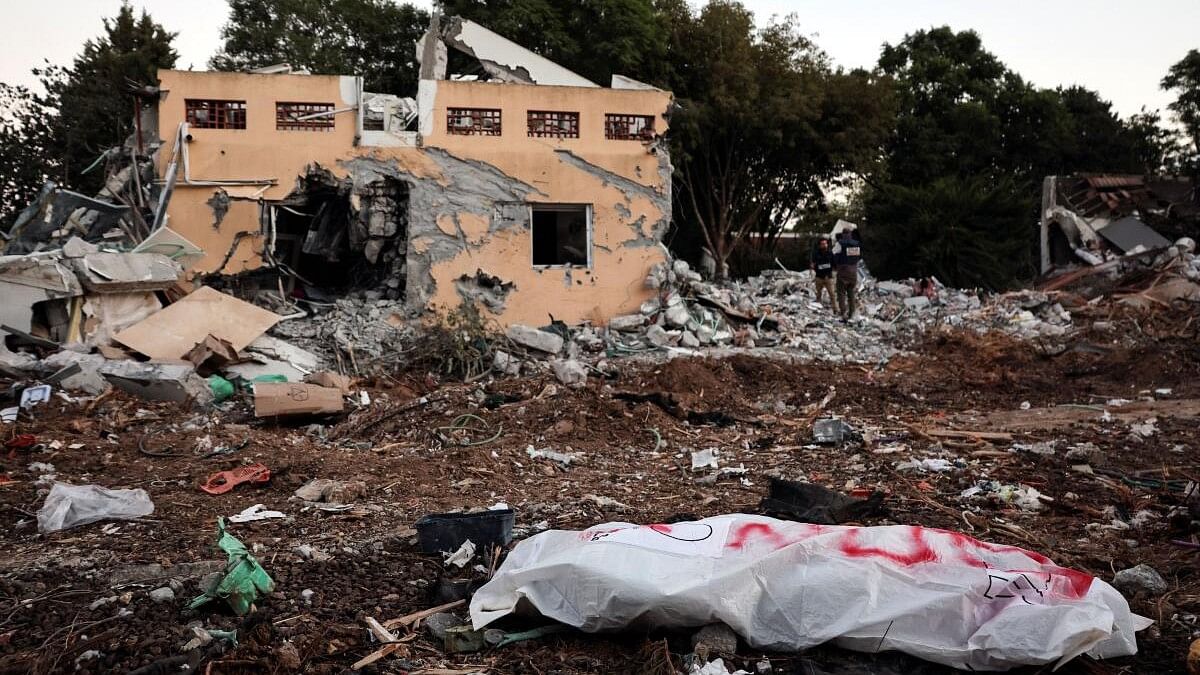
[922,429,1014,442]
[352,617,409,670]
[382,599,465,630]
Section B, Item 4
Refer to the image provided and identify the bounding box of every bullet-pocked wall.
[155,69,673,327]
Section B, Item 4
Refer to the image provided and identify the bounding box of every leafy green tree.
[866,27,1177,287]
[48,2,177,193]
[1162,49,1200,172]
[210,0,428,94]
[668,2,895,278]
[864,176,1033,289]
[0,69,64,226]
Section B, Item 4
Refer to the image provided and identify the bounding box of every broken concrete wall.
[155,67,672,326]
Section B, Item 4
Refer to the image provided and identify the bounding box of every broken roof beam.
[424,16,599,88]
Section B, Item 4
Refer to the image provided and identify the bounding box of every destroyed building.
[150,16,674,327]
[1039,174,1199,275]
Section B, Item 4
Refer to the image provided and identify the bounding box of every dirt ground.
[2,320,1199,674]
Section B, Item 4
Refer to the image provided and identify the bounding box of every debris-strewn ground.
[2,308,1199,674]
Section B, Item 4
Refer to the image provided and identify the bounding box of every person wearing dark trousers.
[810,235,838,313]
[834,229,862,321]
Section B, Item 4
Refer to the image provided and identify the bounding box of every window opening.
[531,204,590,267]
[277,102,335,131]
[527,110,579,138]
[447,108,501,136]
[605,113,655,141]
[186,99,247,129]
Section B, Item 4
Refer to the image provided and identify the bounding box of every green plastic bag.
[188,518,275,615]
[208,375,235,403]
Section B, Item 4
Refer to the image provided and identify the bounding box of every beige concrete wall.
[155,70,673,327]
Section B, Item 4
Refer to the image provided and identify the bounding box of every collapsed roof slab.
[436,17,598,88]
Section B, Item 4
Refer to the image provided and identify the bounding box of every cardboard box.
[253,383,344,417]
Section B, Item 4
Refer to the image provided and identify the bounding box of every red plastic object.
[5,434,37,450]
[200,463,271,495]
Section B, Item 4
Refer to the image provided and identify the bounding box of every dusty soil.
[1,323,1199,674]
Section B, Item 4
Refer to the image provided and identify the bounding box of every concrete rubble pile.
[269,293,417,367]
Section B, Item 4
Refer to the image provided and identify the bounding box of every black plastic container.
[415,509,515,554]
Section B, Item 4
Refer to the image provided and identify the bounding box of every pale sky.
[2,1,1197,118]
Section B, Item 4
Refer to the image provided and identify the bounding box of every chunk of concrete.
[506,325,563,354]
[645,325,676,347]
[680,330,701,348]
[98,361,213,405]
[551,359,587,387]
[1112,564,1168,596]
[607,314,644,332]
[903,296,931,311]
[41,350,109,394]
[492,350,520,376]
[665,303,692,328]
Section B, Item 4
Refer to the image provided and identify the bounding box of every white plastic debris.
[445,539,477,568]
[37,482,154,533]
[19,384,52,409]
[896,458,954,472]
[471,515,1149,671]
[1129,419,1158,438]
[525,445,579,466]
[690,658,750,675]
[691,448,719,471]
[228,504,287,523]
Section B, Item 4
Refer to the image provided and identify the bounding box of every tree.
[668,2,895,278]
[865,27,1177,287]
[1162,49,1200,173]
[210,0,428,94]
[0,70,63,226]
[864,176,1033,289]
[439,0,670,86]
[48,3,177,193]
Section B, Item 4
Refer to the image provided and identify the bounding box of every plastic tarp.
[37,482,154,533]
[471,515,1150,671]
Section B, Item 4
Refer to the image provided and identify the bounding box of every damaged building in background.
[1040,174,1199,276]
[149,16,674,327]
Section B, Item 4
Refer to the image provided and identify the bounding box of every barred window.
[276,102,335,131]
[527,110,579,138]
[185,99,247,130]
[447,108,501,136]
[605,113,655,141]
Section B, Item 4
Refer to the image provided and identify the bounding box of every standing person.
[834,229,862,321]
[810,235,838,313]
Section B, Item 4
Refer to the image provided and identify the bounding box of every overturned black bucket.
[415,509,515,554]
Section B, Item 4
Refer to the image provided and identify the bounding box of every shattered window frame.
[527,110,580,139]
[185,99,247,130]
[530,203,592,269]
[446,107,502,136]
[276,101,336,132]
[604,114,655,141]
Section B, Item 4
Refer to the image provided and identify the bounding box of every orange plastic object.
[200,463,271,495]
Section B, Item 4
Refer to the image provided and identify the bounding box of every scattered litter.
[444,540,477,568]
[37,482,154,533]
[525,445,579,466]
[200,463,271,495]
[228,504,287,523]
[691,448,720,471]
[188,518,275,615]
[759,477,884,525]
[896,458,955,472]
[416,509,515,555]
